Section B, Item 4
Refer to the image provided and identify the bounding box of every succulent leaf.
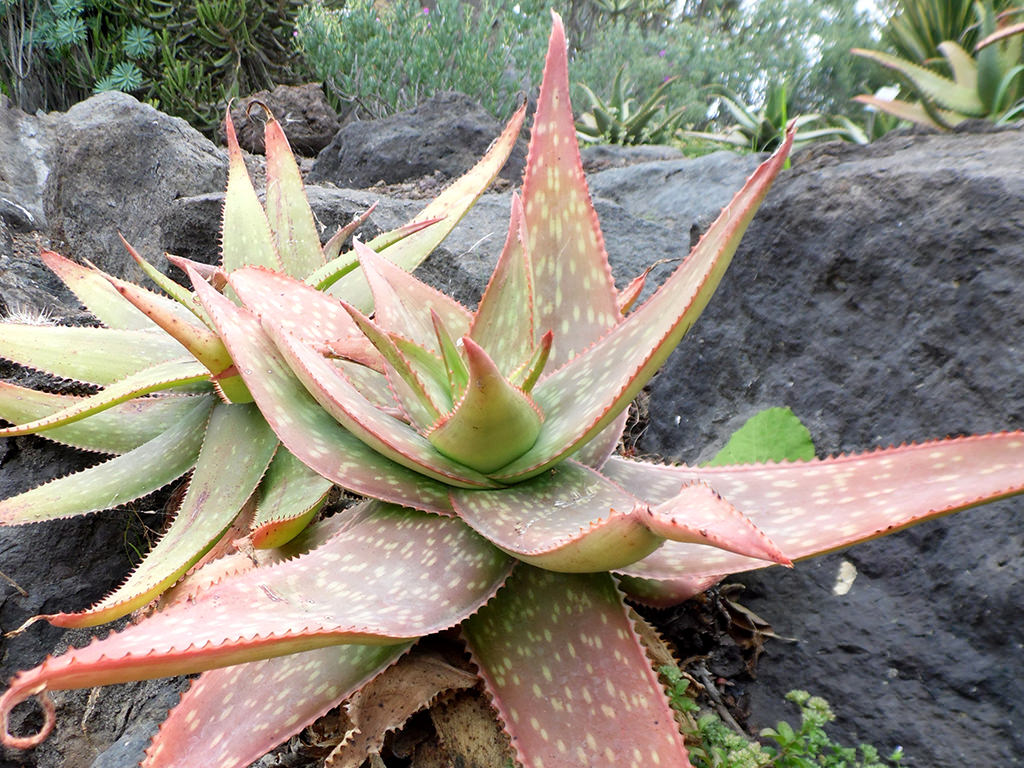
[327,103,527,312]
[467,194,536,375]
[143,643,409,768]
[452,460,786,572]
[492,128,795,482]
[120,237,212,325]
[605,432,1024,583]
[37,249,161,331]
[43,402,278,627]
[427,338,544,474]
[852,46,986,115]
[0,358,211,437]
[221,112,282,273]
[262,113,326,278]
[522,14,620,368]
[250,448,334,549]
[191,268,455,514]
[464,565,691,768]
[0,382,204,454]
[354,241,473,351]
[0,325,194,386]
[264,320,498,488]
[0,504,512,748]
[0,397,212,525]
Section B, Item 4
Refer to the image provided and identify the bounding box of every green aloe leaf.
[0,359,212,437]
[427,338,543,474]
[852,47,986,116]
[221,113,282,273]
[0,397,212,525]
[464,566,692,768]
[0,325,194,386]
[263,114,325,279]
[0,382,204,454]
[46,402,279,627]
[250,448,333,549]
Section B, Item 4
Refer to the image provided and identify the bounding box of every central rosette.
[337,246,552,475]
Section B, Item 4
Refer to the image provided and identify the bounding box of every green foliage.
[885,0,1016,68]
[664,681,907,768]
[706,407,815,467]
[0,0,309,134]
[855,0,1024,128]
[575,65,687,144]
[296,0,549,120]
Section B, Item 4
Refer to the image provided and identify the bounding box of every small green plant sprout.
[759,691,905,768]
[684,82,867,153]
[575,65,688,145]
[2,12,1024,768]
[853,0,1024,127]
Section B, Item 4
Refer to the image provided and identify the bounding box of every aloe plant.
[854,0,1024,127]
[575,65,688,145]
[2,13,1024,768]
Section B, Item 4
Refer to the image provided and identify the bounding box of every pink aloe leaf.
[190,268,454,514]
[572,409,629,471]
[521,13,620,368]
[143,643,410,768]
[616,573,724,608]
[265,320,498,489]
[221,112,282,273]
[353,241,473,350]
[327,103,527,312]
[468,193,536,376]
[427,337,543,475]
[0,397,212,525]
[43,402,279,628]
[250,448,333,549]
[0,504,512,749]
[0,324,195,386]
[603,432,1024,585]
[450,459,786,572]
[262,113,325,279]
[228,265,366,346]
[0,382,204,454]
[0,358,211,437]
[463,565,692,768]
[492,127,795,483]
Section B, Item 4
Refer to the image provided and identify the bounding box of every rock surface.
[308,91,528,188]
[226,83,341,156]
[44,92,226,283]
[0,91,1021,768]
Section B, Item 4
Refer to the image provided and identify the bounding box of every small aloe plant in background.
[2,12,1024,768]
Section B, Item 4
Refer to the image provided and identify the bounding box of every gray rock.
[309,91,527,188]
[638,128,1024,766]
[43,92,226,284]
[226,83,341,157]
[0,96,61,230]
[579,142,684,173]
[587,149,764,240]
